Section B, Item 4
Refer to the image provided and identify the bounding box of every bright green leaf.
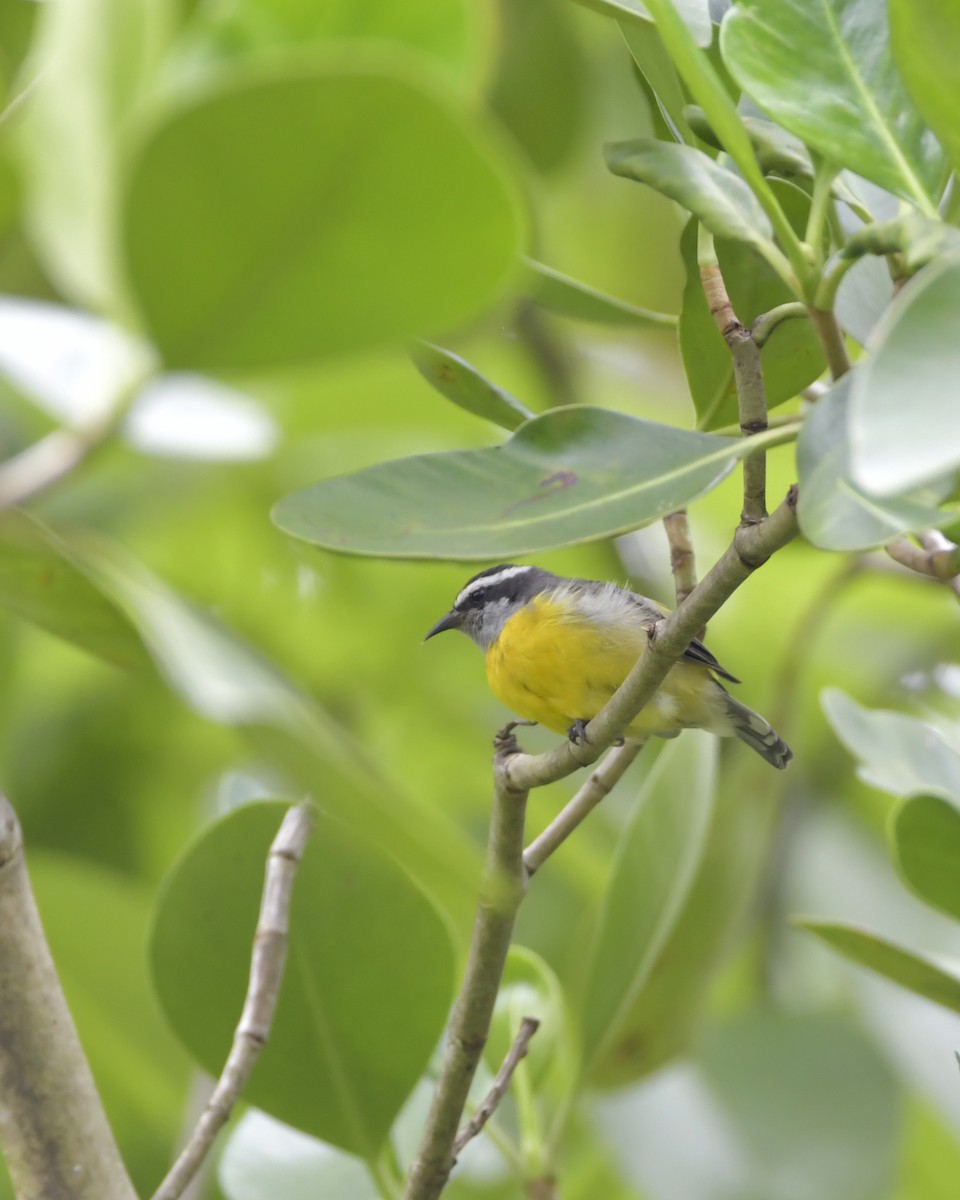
[850,257,960,495]
[893,794,960,923]
[821,689,960,801]
[797,374,948,551]
[123,59,523,371]
[605,139,772,248]
[271,406,793,560]
[721,0,943,212]
[525,259,676,328]
[798,919,960,1015]
[150,801,456,1158]
[580,732,715,1073]
[408,342,533,432]
[890,0,960,178]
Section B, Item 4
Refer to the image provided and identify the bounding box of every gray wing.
[622,587,741,685]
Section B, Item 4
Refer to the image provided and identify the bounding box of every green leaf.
[570,0,712,47]
[14,0,174,310]
[408,342,533,432]
[721,0,943,212]
[679,215,822,429]
[524,258,677,328]
[834,255,894,345]
[150,801,456,1158]
[618,19,696,143]
[798,919,960,1015]
[850,257,960,495]
[579,732,715,1073]
[821,689,960,801]
[0,511,148,669]
[797,374,948,551]
[890,0,960,178]
[271,406,792,560]
[123,58,523,371]
[605,139,772,248]
[893,794,960,923]
[842,214,960,277]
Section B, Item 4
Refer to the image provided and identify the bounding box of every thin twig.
[0,795,138,1200]
[151,801,317,1200]
[524,740,644,878]
[452,1016,540,1157]
[662,510,697,604]
[751,302,808,348]
[887,533,960,602]
[403,727,530,1200]
[807,306,851,379]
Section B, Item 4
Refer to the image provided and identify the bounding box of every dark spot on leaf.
[501,470,578,517]
[437,365,456,384]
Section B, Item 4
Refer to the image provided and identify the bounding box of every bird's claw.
[567,719,591,745]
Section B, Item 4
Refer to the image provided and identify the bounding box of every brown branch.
[151,801,317,1200]
[662,510,697,604]
[452,1016,540,1157]
[0,794,138,1200]
[886,533,960,602]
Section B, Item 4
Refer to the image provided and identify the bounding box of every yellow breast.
[484,593,722,738]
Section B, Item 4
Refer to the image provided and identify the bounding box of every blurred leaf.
[798,919,960,1015]
[150,801,456,1157]
[409,342,533,432]
[893,794,960,922]
[842,214,960,277]
[834,255,894,345]
[850,258,960,496]
[797,374,948,551]
[571,0,712,47]
[123,59,523,371]
[684,105,811,177]
[15,0,175,309]
[524,259,676,328]
[0,511,148,669]
[605,139,772,248]
[721,0,943,210]
[822,689,960,801]
[30,853,191,1193]
[580,732,715,1073]
[679,215,822,429]
[272,406,793,560]
[220,1111,375,1200]
[890,0,960,177]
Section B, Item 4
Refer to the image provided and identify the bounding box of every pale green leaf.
[409,342,533,432]
[525,258,676,328]
[890,0,960,177]
[893,794,960,923]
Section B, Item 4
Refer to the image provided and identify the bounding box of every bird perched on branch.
[425,563,792,769]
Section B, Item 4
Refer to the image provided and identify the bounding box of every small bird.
[425,564,792,768]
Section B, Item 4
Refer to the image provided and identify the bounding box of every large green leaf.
[272,406,792,560]
[797,374,948,551]
[524,259,677,328]
[408,342,533,432]
[605,140,772,248]
[893,794,960,923]
[678,215,822,430]
[579,732,715,1073]
[0,511,148,669]
[798,920,960,1014]
[822,689,960,801]
[721,0,943,212]
[14,0,174,309]
[123,59,523,371]
[150,801,456,1158]
[850,258,960,496]
[890,0,960,177]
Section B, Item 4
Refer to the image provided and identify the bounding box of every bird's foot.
[567,718,591,745]
[494,719,537,756]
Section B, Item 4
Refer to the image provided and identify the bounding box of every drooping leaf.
[605,139,772,249]
[408,342,532,432]
[579,732,715,1073]
[893,794,960,923]
[524,259,676,328]
[123,60,523,371]
[721,0,943,211]
[271,406,792,560]
[850,258,960,495]
[890,0,960,177]
[150,801,456,1158]
[618,20,695,144]
[798,919,960,1015]
[821,689,960,801]
[797,374,948,551]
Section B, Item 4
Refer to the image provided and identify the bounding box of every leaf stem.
[805,159,839,266]
[807,306,851,379]
[751,303,808,349]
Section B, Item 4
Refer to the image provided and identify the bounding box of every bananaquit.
[425,564,792,769]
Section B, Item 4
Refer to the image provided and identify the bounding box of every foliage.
[1,0,960,1198]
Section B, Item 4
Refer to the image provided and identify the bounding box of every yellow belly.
[485,595,724,738]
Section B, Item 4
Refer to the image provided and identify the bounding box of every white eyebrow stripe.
[455,565,533,607]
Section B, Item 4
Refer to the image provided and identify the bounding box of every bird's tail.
[721,693,793,769]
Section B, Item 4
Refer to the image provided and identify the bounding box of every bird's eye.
[471,588,487,606]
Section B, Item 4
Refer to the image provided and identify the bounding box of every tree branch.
[0,794,138,1200]
[662,510,697,604]
[403,728,530,1200]
[887,532,960,602]
[452,1016,540,1157]
[151,801,317,1200]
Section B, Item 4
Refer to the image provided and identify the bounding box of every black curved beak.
[424,609,462,641]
